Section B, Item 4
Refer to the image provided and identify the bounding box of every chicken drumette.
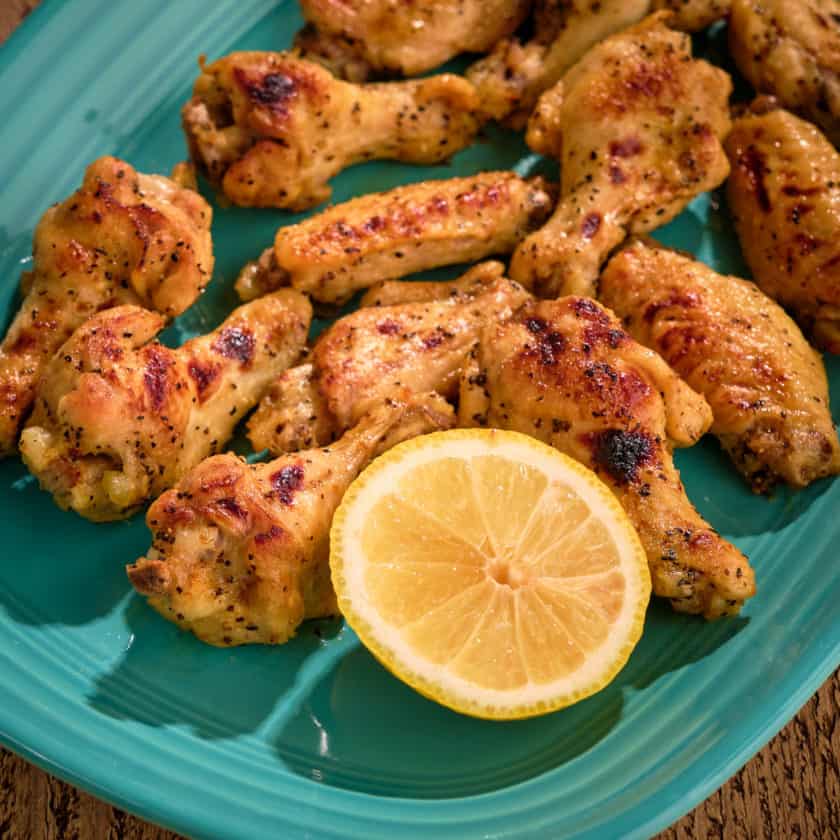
[729,0,840,146]
[508,13,732,299]
[20,291,310,521]
[0,157,213,457]
[247,262,531,454]
[294,0,531,80]
[467,1,731,127]
[459,296,755,618]
[127,395,454,646]
[183,51,481,210]
[600,239,840,492]
[726,101,840,353]
[235,172,554,304]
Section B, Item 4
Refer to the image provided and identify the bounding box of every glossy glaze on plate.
[0,3,838,838]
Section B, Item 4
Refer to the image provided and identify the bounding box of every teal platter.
[1,2,838,838]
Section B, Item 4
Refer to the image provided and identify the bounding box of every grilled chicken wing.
[458,296,755,618]
[508,13,731,299]
[248,262,530,454]
[294,0,530,79]
[235,172,554,304]
[729,0,840,146]
[725,102,840,353]
[600,239,840,492]
[127,395,455,646]
[0,157,213,458]
[20,291,310,522]
[467,1,730,127]
[182,51,481,210]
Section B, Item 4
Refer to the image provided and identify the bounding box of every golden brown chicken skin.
[248,262,531,454]
[295,0,530,79]
[600,240,840,492]
[20,291,310,522]
[0,157,213,458]
[127,395,455,646]
[729,0,840,146]
[235,172,554,304]
[508,13,731,299]
[725,103,840,353]
[182,51,482,210]
[459,296,755,619]
[466,1,730,127]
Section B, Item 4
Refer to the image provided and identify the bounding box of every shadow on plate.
[266,599,747,798]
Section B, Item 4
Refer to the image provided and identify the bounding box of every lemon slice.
[330,429,651,719]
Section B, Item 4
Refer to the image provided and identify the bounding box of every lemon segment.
[330,429,651,719]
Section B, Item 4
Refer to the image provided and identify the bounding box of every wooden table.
[2,2,838,837]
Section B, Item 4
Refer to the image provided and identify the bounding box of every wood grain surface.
[1,2,838,838]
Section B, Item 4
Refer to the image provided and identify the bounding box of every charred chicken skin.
[0,157,213,457]
[294,0,531,79]
[235,172,555,304]
[182,51,482,210]
[247,262,531,454]
[20,291,310,521]
[600,239,840,492]
[508,13,732,299]
[726,102,840,353]
[729,0,840,146]
[127,395,454,646]
[459,296,755,619]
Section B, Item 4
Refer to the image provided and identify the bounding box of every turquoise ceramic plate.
[0,2,838,838]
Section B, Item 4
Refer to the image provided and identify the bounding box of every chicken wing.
[20,291,310,522]
[508,13,731,299]
[127,395,455,646]
[294,0,531,79]
[183,51,481,210]
[458,296,755,618]
[729,0,840,146]
[0,157,213,458]
[248,262,530,454]
[467,1,730,127]
[725,102,840,353]
[235,172,554,304]
[600,239,840,492]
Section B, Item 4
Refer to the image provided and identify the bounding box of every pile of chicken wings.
[4,0,840,646]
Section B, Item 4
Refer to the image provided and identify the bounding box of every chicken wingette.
[20,291,310,521]
[0,157,213,458]
[127,395,455,646]
[467,1,731,126]
[508,13,731,299]
[459,296,755,618]
[729,0,840,146]
[183,51,482,210]
[247,262,531,454]
[235,172,554,304]
[294,0,530,79]
[725,101,840,353]
[600,239,840,492]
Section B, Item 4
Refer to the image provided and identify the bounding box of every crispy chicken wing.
[235,172,554,304]
[458,296,755,618]
[467,1,730,127]
[294,0,531,79]
[183,51,481,210]
[600,239,840,492]
[20,291,310,521]
[729,0,840,146]
[508,13,731,299]
[248,262,530,454]
[725,102,840,353]
[0,157,213,457]
[127,395,455,646]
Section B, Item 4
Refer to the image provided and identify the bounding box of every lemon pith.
[330,429,651,720]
